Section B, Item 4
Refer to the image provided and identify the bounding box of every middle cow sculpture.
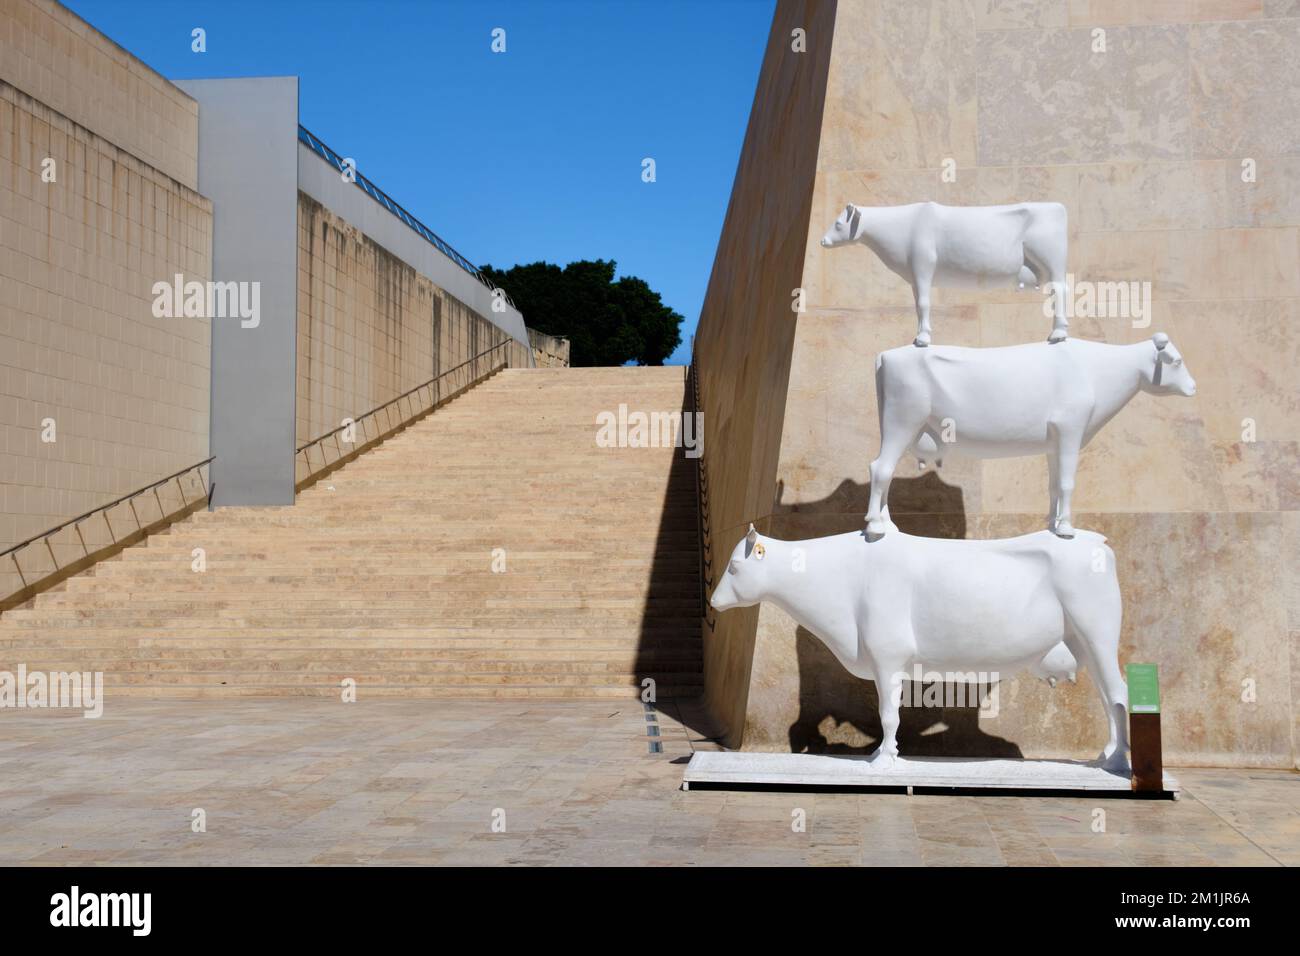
[866,333,1197,538]
[709,524,1131,770]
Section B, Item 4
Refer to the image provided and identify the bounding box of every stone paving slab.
[0,699,1292,866]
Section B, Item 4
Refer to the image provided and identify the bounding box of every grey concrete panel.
[177,77,300,506]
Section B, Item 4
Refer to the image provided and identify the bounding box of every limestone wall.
[295,193,529,474]
[0,8,212,607]
[693,0,838,745]
[698,0,1299,767]
[0,0,199,190]
[528,328,570,368]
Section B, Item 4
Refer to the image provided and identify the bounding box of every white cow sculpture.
[819,201,1069,347]
[709,524,1130,770]
[867,334,1197,538]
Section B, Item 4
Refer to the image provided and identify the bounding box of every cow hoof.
[1053,521,1075,539]
[913,334,931,348]
[868,749,899,769]
[1097,751,1131,775]
[1047,330,1068,343]
[864,518,890,540]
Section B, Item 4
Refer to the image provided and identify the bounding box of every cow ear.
[1153,333,1177,364]
[745,524,758,557]
[848,207,861,239]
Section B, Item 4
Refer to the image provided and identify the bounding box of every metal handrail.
[1,457,214,585]
[297,125,515,310]
[689,356,715,632]
[295,339,513,474]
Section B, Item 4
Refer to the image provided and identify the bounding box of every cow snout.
[819,236,831,247]
[709,579,737,612]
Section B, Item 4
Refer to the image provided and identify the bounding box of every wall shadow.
[789,626,1023,757]
[772,472,967,538]
[633,369,712,735]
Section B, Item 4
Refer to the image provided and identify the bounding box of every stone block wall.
[0,0,212,605]
[528,328,570,368]
[295,193,529,475]
[0,0,199,190]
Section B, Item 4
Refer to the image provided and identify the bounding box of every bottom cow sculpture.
[709,525,1130,771]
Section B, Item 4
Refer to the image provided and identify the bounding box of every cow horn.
[1153,332,1169,350]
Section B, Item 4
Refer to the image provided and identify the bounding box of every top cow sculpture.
[820,201,1069,347]
[866,333,1196,538]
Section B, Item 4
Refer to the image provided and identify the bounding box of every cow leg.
[869,658,906,766]
[1046,451,1061,534]
[1025,240,1068,343]
[1050,427,1081,538]
[874,360,900,535]
[867,426,921,538]
[911,259,935,347]
[1061,584,1129,771]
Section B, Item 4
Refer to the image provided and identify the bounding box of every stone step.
[0,631,700,646]
[5,616,707,632]
[1,656,701,673]
[27,594,703,610]
[4,367,704,698]
[0,644,700,660]
[0,669,704,688]
[72,685,701,699]
[48,581,700,599]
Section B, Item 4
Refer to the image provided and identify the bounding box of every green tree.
[479,259,682,366]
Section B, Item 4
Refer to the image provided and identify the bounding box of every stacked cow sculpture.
[710,200,1196,775]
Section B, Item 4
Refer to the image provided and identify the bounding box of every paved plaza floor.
[0,699,1294,866]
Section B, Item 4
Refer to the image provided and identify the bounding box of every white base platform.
[682,751,1180,796]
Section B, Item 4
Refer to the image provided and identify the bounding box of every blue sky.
[65,0,776,365]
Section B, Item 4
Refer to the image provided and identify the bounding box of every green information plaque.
[1127,663,1160,714]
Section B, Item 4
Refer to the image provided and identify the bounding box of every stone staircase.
[0,367,704,698]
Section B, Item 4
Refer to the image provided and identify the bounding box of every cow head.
[1140,333,1197,397]
[819,204,861,248]
[709,524,768,611]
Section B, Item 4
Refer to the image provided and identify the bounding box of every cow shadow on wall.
[789,626,1022,757]
[774,474,1022,758]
